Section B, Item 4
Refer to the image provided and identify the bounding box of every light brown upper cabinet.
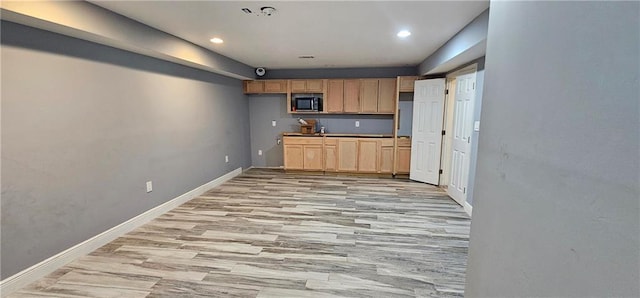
[326,80,344,113]
[290,79,324,93]
[360,78,396,114]
[264,80,288,93]
[327,79,362,113]
[360,79,379,113]
[244,80,264,94]
[243,80,287,94]
[343,79,361,113]
[377,78,397,113]
[399,76,420,92]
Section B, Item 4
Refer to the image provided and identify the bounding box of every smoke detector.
[260,6,276,16]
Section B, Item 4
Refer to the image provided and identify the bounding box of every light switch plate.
[474,121,480,131]
[258,150,263,156]
[355,121,360,128]
[271,120,276,127]
[146,181,153,193]
[225,155,229,163]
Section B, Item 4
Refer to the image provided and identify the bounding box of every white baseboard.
[247,166,284,170]
[0,167,243,297]
[463,200,473,217]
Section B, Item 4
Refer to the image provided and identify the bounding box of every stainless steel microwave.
[294,97,322,112]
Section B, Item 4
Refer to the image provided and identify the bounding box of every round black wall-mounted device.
[256,67,266,77]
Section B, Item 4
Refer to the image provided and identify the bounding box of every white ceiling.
[90,1,488,69]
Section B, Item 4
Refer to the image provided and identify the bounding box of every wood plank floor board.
[9,168,470,297]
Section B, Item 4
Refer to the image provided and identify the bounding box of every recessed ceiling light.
[397,30,411,38]
[210,37,224,44]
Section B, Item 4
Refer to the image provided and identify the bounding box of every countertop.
[282,132,394,138]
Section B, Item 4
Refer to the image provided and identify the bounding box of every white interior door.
[410,78,445,185]
[448,72,476,205]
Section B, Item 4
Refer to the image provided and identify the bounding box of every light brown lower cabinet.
[396,139,412,174]
[283,137,323,171]
[357,139,379,173]
[325,146,337,171]
[284,136,408,174]
[284,145,304,170]
[303,146,323,170]
[379,138,394,173]
[337,138,358,172]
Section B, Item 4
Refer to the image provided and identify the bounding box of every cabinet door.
[290,80,307,92]
[396,146,411,173]
[326,80,344,113]
[325,145,337,171]
[343,79,360,112]
[284,145,304,170]
[378,78,396,113]
[306,80,323,92]
[337,139,358,172]
[245,81,264,93]
[360,79,379,113]
[399,76,419,92]
[357,139,379,173]
[303,145,323,170]
[264,80,287,93]
[379,146,394,173]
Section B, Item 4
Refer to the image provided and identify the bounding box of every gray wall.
[1,1,255,79]
[249,95,393,167]
[397,100,413,137]
[419,9,489,75]
[465,2,639,297]
[1,21,252,278]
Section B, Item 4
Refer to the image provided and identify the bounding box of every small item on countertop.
[320,126,325,134]
[299,119,316,134]
[297,118,308,125]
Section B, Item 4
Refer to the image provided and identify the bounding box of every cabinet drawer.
[324,138,338,145]
[283,137,323,145]
[380,138,393,147]
[397,138,411,147]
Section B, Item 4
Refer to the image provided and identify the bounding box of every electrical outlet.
[355,121,360,128]
[146,181,153,193]
[225,155,229,163]
[271,120,276,127]
[258,150,263,156]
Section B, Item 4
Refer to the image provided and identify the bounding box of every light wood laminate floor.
[11,169,471,298]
